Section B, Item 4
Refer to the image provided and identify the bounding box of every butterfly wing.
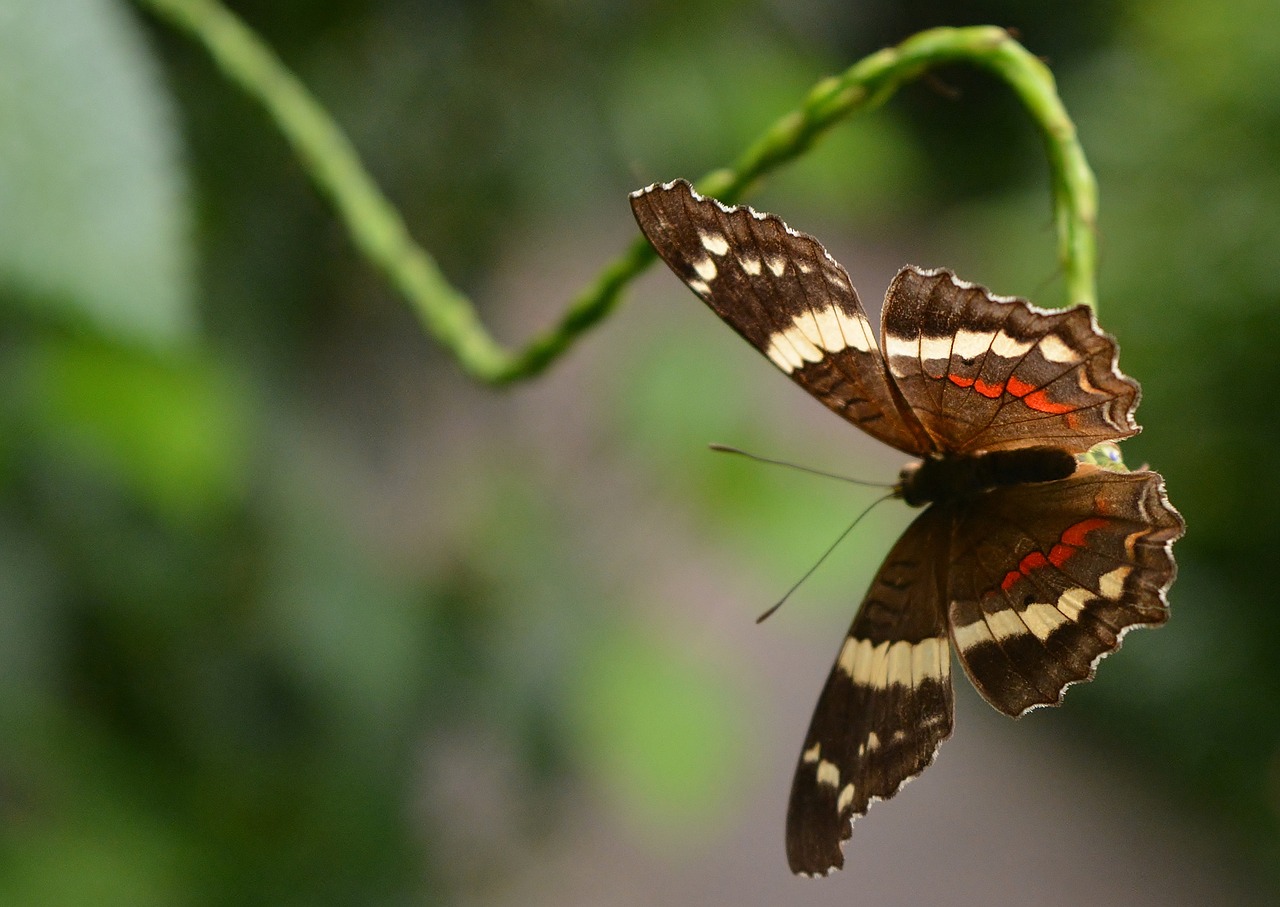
[880,266,1139,454]
[630,180,932,456]
[945,465,1183,716]
[785,505,955,876]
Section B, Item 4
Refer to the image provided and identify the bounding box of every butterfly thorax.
[897,446,1078,508]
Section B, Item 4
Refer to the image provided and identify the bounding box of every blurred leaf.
[0,527,60,708]
[764,109,927,224]
[614,28,828,179]
[927,188,1062,303]
[1136,0,1280,112]
[571,624,747,842]
[0,710,195,907]
[18,336,250,524]
[0,819,190,907]
[261,491,428,737]
[0,0,194,346]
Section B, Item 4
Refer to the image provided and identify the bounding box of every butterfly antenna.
[708,444,894,488]
[756,492,896,624]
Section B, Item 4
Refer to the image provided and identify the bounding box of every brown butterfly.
[630,179,1183,876]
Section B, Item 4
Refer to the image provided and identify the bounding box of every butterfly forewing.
[946,466,1183,716]
[881,267,1140,455]
[786,506,954,876]
[630,181,931,455]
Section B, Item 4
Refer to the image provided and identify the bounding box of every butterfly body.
[628,179,1183,876]
[896,445,1077,507]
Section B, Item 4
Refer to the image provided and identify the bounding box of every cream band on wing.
[952,566,1134,651]
[951,328,1035,360]
[835,636,949,689]
[764,305,875,373]
[883,329,1083,377]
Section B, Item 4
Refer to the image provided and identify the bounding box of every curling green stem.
[132,3,1098,383]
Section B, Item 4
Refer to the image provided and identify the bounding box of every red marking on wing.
[997,518,1111,593]
[1023,389,1074,414]
[1019,551,1049,573]
[944,373,1077,416]
[1061,517,1108,547]
[1005,375,1035,397]
[974,378,1003,398]
[1048,543,1074,567]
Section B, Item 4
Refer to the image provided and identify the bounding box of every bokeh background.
[2,0,1278,903]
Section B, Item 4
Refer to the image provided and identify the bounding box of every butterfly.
[629,179,1183,876]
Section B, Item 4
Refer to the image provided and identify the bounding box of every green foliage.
[16,337,250,523]
[570,624,746,840]
[0,0,194,346]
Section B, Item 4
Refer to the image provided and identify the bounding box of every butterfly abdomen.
[898,446,1078,507]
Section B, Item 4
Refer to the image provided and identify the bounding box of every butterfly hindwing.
[946,465,1183,716]
[881,266,1140,455]
[785,506,954,876]
[630,180,931,455]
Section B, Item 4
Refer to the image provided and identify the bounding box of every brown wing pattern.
[785,507,955,876]
[630,181,931,455]
[630,183,1182,878]
[945,466,1183,716]
[880,267,1140,454]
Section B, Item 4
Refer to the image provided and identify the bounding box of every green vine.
[133,0,1098,384]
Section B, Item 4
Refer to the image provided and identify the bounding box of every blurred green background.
[1,0,1278,904]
